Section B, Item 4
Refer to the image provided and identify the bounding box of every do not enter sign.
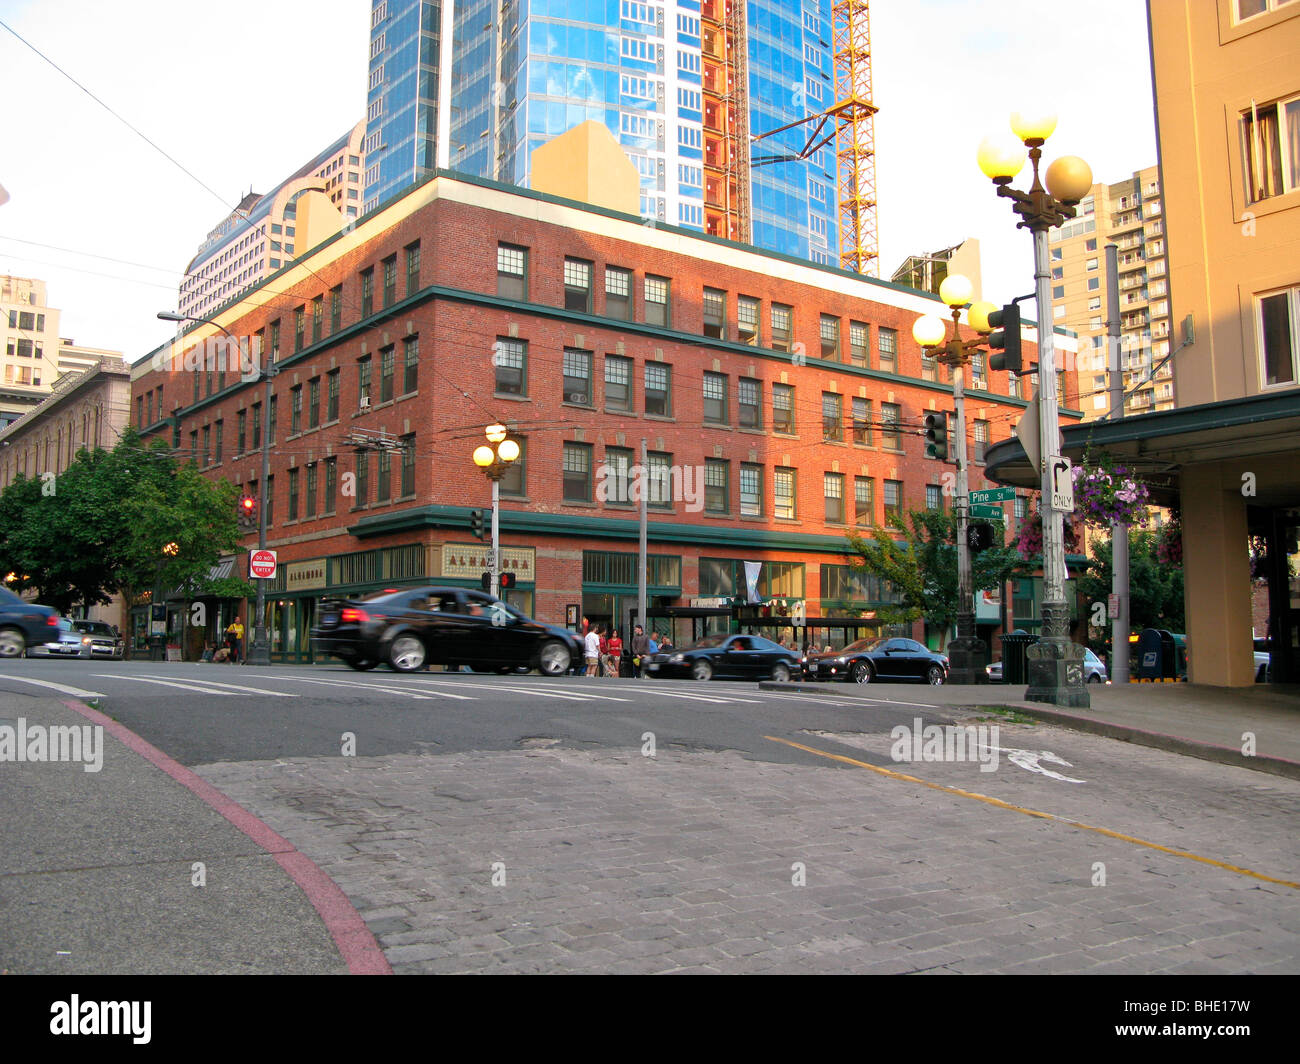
[250,549,278,579]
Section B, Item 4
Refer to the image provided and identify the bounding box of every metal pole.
[946,363,985,683]
[248,352,274,666]
[637,438,648,639]
[1025,228,1088,706]
[490,477,500,599]
[1106,241,1130,684]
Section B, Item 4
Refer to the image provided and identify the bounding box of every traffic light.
[499,572,516,590]
[469,509,485,541]
[986,302,1022,375]
[966,522,995,553]
[481,572,492,591]
[924,411,950,461]
[237,493,257,529]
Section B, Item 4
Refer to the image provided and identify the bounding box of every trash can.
[999,630,1037,685]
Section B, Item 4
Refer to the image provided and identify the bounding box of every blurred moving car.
[986,645,1109,683]
[0,587,60,658]
[71,620,125,660]
[804,637,948,685]
[26,617,93,658]
[312,586,582,675]
[644,633,800,681]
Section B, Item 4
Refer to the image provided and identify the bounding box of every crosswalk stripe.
[0,675,106,699]
[284,676,469,701]
[91,674,250,696]
[407,679,629,703]
[641,689,763,705]
[133,673,299,697]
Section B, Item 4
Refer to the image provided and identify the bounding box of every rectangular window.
[201,425,211,468]
[704,459,729,514]
[400,437,416,497]
[703,372,728,424]
[740,464,763,516]
[269,395,277,443]
[494,337,525,396]
[306,463,318,518]
[563,349,593,405]
[288,468,300,521]
[772,383,795,434]
[644,276,670,328]
[305,377,319,430]
[294,306,305,352]
[324,457,337,512]
[237,409,247,454]
[849,321,869,367]
[703,288,726,339]
[354,452,368,506]
[360,268,374,317]
[564,258,592,313]
[376,450,391,503]
[382,255,397,308]
[252,403,262,449]
[774,468,796,520]
[1241,95,1300,203]
[290,385,302,435]
[820,315,840,360]
[824,472,845,524]
[644,362,671,416]
[738,377,761,429]
[358,356,372,406]
[327,369,340,421]
[884,480,903,528]
[974,420,990,463]
[605,267,633,320]
[265,475,274,527]
[878,327,898,371]
[1259,287,1299,386]
[738,296,759,345]
[375,346,392,403]
[604,447,633,505]
[875,403,899,451]
[926,484,942,511]
[605,355,632,411]
[822,392,843,442]
[855,476,874,526]
[646,452,673,509]
[771,303,792,352]
[330,286,342,333]
[405,241,420,297]
[852,397,872,446]
[312,296,323,343]
[971,352,987,390]
[563,442,592,503]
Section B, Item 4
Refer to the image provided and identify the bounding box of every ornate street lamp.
[472,424,520,598]
[913,275,995,684]
[979,112,1093,707]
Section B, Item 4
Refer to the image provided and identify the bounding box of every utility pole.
[1106,241,1130,684]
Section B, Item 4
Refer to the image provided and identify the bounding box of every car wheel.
[0,627,25,658]
[691,659,713,681]
[1088,673,1103,684]
[536,640,571,676]
[388,634,426,672]
[850,661,873,685]
[926,665,946,686]
[771,663,791,682]
[346,657,379,671]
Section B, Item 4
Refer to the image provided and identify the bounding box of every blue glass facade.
[365,0,836,264]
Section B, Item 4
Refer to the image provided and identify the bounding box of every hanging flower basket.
[1155,518,1182,566]
[1071,452,1151,528]
[1016,508,1080,561]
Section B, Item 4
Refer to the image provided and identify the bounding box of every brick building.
[133,171,1081,663]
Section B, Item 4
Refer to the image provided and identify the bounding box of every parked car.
[71,620,125,660]
[311,586,582,675]
[0,587,61,657]
[644,633,801,681]
[986,645,1109,683]
[804,637,949,685]
[26,617,94,658]
[1254,638,1272,683]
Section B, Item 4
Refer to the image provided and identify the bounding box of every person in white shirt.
[584,627,601,677]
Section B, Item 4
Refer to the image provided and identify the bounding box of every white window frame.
[1256,285,1300,388]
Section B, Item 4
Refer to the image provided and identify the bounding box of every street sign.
[250,549,278,580]
[1050,457,1074,512]
[1108,593,1119,619]
[969,487,1015,505]
[970,504,1005,520]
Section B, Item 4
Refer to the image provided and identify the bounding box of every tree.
[845,509,1027,650]
[1079,528,1184,634]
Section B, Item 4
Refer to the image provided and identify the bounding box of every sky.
[0,0,1158,361]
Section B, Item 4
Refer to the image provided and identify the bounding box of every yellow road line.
[765,735,1300,891]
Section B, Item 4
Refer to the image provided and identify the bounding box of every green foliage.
[845,509,1028,649]
[1079,528,1185,633]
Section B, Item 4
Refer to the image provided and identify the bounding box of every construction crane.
[748,1,879,277]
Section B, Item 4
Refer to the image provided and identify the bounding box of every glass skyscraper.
[364,0,838,265]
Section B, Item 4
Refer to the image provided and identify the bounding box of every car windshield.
[76,622,113,635]
[841,638,886,653]
[691,635,728,650]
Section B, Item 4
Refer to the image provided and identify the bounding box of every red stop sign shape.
[250,550,277,579]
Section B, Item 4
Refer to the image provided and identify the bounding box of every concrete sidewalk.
[0,693,383,974]
[764,679,1300,781]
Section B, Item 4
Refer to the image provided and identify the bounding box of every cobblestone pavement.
[197,722,1300,974]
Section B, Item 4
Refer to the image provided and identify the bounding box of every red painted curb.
[62,698,391,975]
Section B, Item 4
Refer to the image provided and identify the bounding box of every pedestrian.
[584,624,601,677]
[604,627,623,678]
[597,624,610,676]
[225,618,244,664]
[658,633,674,654]
[630,623,650,678]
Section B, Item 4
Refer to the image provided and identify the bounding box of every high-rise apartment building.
[178,122,366,321]
[363,0,839,264]
[1048,166,1172,420]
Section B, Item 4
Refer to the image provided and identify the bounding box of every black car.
[803,637,949,685]
[0,587,60,658]
[311,586,582,675]
[644,633,800,682]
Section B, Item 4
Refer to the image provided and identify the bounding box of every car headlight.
[833,657,846,666]
[669,653,684,664]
